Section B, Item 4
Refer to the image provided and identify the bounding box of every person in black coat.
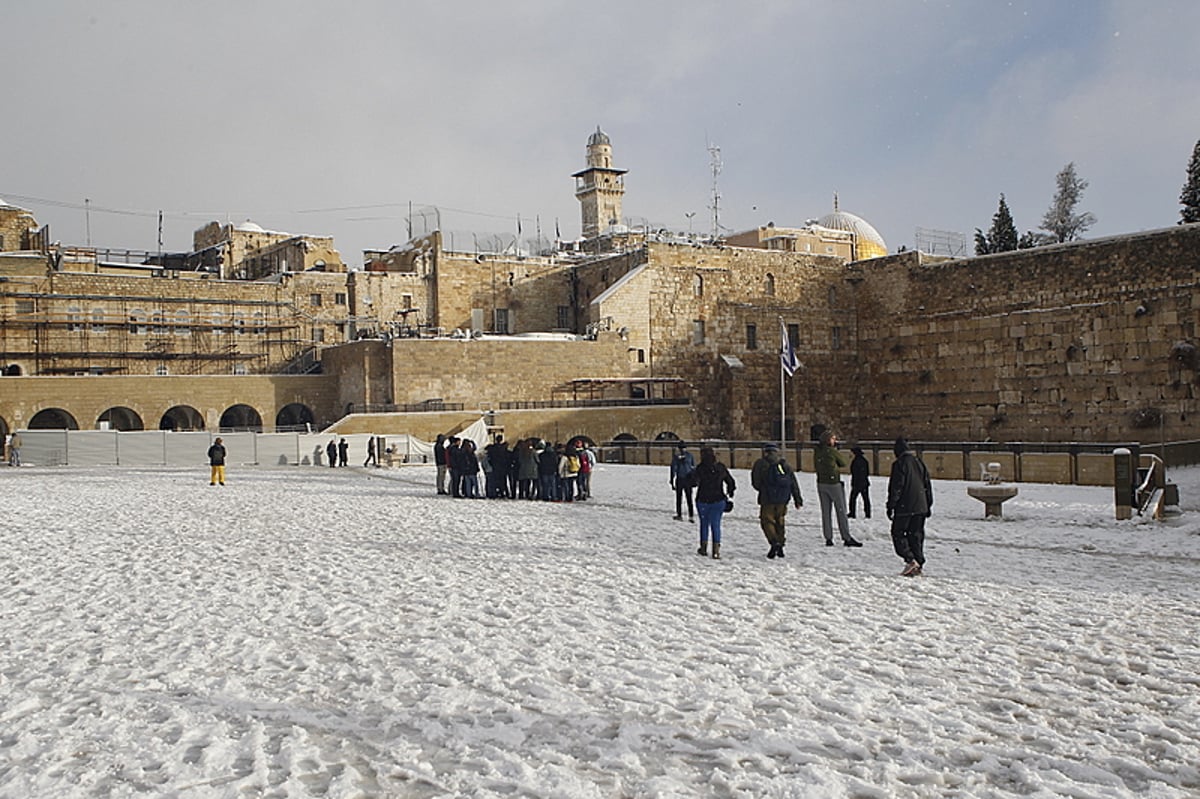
[537,441,559,501]
[338,438,349,467]
[693,446,736,559]
[887,438,933,577]
[207,437,227,485]
[848,446,871,519]
[326,439,337,469]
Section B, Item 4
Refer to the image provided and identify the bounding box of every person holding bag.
[693,446,735,559]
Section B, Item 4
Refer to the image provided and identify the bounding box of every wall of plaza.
[583,241,862,442]
[320,333,636,413]
[0,374,336,435]
[850,224,1200,443]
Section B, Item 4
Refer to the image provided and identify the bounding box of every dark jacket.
[537,445,559,476]
[207,444,226,466]
[850,453,870,488]
[694,460,736,504]
[887,451,933,518]
[751,450,803,506]
[669,449,696,484]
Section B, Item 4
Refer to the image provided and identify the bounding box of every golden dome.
[816,197,888,259]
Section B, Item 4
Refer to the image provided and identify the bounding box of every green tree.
[974,194,1019,254]
[1180,138,1200,225]
[1039,162,1096,243]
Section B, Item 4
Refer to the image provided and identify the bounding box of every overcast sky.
[4,1,1199,265]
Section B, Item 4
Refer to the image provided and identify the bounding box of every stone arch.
[0,416,9,442]
[97,406,145,431]
[220,403,263,432]
[654,431,681,441]
[29,408,80,430]
[612,432,638,442]
[567,434,597,448]
[275,403,316,431]
[4,364,23,376]
[160,405,205,431]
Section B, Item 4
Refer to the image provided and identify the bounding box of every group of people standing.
[671,434,933,576]
[434,434,596,502]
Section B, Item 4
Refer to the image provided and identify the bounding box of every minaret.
[572,126,627,239]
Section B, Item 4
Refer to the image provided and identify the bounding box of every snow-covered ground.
[2,460,1198,798]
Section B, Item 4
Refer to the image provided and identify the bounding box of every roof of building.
[588,126,611,147]
[816,197,888,259]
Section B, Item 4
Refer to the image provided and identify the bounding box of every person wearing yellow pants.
[207,437,227,485]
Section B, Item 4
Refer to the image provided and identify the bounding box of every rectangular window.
[313,328,325,343]
[310,293,323,307]
[693,319,705,345]
[335,293,347,305]
[15,299,34,315]
[494,308,510,334]
[788,323,800,349]
[401,293,413,310]
[746,323,758,350]
[556,306,570,330]
[831,326,842,351]
[636,348,646,363]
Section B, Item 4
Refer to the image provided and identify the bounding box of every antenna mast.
[708,142,723,239]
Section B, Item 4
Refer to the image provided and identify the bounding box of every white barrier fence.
[9,419,489,468]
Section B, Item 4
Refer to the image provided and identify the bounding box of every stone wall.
[0,205,39,252]
[852,224,1200,442]
[0,374,336,434]
[320,332,633,410]
[588,242,860,441]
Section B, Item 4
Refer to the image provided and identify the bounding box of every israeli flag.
[780,319,799,377]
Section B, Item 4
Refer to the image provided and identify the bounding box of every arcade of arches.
[0,374,331,439]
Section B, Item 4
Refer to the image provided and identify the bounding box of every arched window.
[828,286,838,306]
[693,274,704,297]
[90,308,107,333]
[764,273,776,296]
[211,311,224,336]
[129,309,147,335]
[174,310,190,335]
[251,310,265,334]
[66,305,83,332]
[233,311,246,335]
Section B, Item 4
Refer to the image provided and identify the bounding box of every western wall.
[851,223,1200,442]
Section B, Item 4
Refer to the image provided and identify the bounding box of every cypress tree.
[1181,139,1200,225]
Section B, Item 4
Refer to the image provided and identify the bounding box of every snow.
[2,461,1199,797]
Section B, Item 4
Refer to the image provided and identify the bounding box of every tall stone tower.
[572,126,627,238]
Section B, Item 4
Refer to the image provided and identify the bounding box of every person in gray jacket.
[887,437,933,576]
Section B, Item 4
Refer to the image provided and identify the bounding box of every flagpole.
[780,354,787,451]
[779,315,787,451]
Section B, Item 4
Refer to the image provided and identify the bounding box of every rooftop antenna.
[708,141,723,239]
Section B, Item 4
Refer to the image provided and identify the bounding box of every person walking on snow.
[751,443,803,559]
[887,437,933,577]
[693,446,735,559]
[669,442,697,521]
[814,430,861,547]
[848,446,871,519]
